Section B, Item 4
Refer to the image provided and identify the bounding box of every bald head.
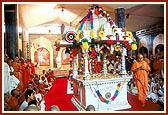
[86,105,95,111]
[24,105,39,111]
[49,105,60,111]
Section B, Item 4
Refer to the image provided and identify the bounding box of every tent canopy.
[18,3,164,32]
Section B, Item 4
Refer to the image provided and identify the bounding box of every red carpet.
[44,77,164,111]
[44,77,77,111]
[123,93,164,111]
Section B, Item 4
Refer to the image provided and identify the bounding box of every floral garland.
[75,13,89,40]
[88,79,126,104]
[95,82,122,104]
[90,9,94,39]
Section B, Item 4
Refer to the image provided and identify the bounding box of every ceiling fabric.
[18,3,164,31]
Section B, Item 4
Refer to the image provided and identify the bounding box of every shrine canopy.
[62,5,137,52]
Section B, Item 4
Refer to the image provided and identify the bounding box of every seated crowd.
[4,54,58,111]
[4,50,164,111]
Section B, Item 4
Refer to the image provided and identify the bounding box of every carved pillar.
[120,47,127,76]
[73,56,78,77]
[83,52,90,77]
[22,28,30,59]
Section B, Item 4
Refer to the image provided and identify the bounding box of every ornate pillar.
[115,8,125,28]
[22,28,30,59]
[83,52,90,77]
[73,56,78,77]
[120,47,127,76]
[103,56,107,75]
[97,44,101,62]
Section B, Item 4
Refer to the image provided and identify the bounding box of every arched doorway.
[138,38,149,57]
[31,36,53,74]
[34,47,50,66]
[153,34,164,56]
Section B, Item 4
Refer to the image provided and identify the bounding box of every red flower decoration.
[117,82,121,87]
[91,49,97,57]
[55,47,60,51]
[95,8,101,16]
[106,40,113,45]
[127,44,131,50]
[122,40,129,45]
[73,48,77,57]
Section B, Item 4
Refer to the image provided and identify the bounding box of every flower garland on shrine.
[70,5,137,58]
[95,82,122,104]
[88,77,126,104]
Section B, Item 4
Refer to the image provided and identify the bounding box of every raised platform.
[71,74,132,111]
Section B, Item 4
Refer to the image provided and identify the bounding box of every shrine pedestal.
[71,74,132,111]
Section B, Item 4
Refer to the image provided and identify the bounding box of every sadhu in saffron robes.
[131,60,151,104]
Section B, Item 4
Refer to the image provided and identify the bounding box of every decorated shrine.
[3,3,165,112]
[57,5,137,111]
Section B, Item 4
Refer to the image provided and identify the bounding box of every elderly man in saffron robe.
[131,53,151,107]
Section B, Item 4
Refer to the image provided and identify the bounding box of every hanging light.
[61,7,64,12]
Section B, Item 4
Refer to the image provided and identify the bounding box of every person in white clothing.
[34,92,45,111]
[19,90,36,111]
[4,55,20,95]
[19,100,28,111]
[147,78,155,99]
[8,59,20,94]
[4,54,10,94]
